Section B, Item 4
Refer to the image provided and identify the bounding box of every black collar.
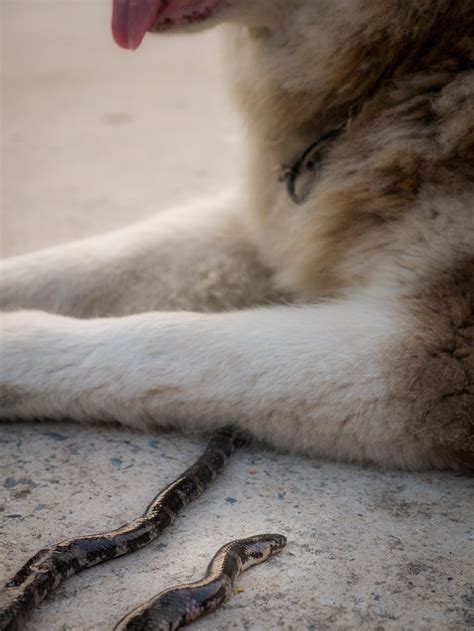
[279,119,348,204]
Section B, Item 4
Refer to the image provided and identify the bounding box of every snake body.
[0,428,247,631]
[114,534,287,630]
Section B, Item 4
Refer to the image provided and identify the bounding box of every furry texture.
[0,0,473,470]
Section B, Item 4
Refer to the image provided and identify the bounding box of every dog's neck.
[224,23,357,165]
[222,2,468,200]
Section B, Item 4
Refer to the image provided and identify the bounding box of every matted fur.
[1,0,473,470]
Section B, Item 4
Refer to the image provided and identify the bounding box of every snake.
[114,534,287,630]
[0,427,255,631]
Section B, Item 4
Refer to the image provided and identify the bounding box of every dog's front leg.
[0,194,275,317]
[0,299,440,470]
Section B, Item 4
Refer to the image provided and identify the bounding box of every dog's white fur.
[1,0,473,471]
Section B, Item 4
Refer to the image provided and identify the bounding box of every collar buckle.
[280,119,348,205]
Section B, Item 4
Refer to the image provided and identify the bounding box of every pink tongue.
[112,0,163,50]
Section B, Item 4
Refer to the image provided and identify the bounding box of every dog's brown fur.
[388,258,474,470]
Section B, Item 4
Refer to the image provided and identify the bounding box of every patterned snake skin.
[0,427,250,630]
[114,534,287,630]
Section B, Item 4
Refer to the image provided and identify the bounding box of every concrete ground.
[1,2,473,630]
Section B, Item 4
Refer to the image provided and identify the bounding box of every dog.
[1,0,473,472]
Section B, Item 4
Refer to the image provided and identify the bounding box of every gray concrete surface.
[1,2,473,630]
